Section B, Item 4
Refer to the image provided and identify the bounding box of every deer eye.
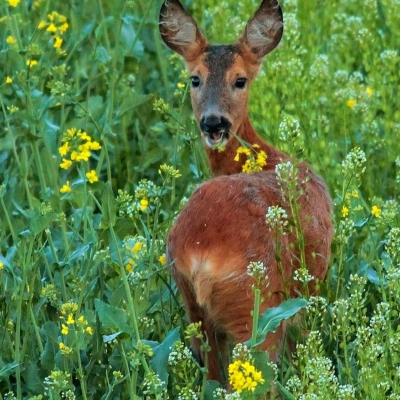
[191,76,201,88]
[235,78,247,89]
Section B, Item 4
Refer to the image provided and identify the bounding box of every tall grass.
[0,0,399,398]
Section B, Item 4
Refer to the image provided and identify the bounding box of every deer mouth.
[203,130,230,148]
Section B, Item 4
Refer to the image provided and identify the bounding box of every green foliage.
[1,0,400,399]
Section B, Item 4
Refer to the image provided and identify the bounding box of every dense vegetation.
[0,0,399,398]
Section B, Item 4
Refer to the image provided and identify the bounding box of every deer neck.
[205,116,289,176]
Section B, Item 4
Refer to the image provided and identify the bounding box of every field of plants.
[1,0,400,398]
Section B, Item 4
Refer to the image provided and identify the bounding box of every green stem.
[251,287,261,348]
[77,349,88,400]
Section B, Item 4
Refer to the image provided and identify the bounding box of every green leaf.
[65,243,90,265]
[30,210,54,235]
[119,93,153,116]
[100,181,116,229]
[40,321,59,371]
[103,332,123,343]
[94,299,131,334]
[150,327,180,385]
[247,298,308,347]
[0,360,19,378]
[252,351,274,395]
[204,380,220,400]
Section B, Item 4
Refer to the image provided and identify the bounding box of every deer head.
[159,0,283,149]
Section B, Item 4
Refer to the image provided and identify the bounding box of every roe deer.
[160,0,333,382]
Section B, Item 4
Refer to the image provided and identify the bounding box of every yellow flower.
[86,326,93,335]
[341,205,349,217]
[77,131,91,141]
[126,263,134,273]
[59,22,69,33]
[347,99,356,109]
[53,36,63,49]
[58,142,70,156]
[89,141,101,150]
[133,242,142,253]
[79,142,91,151]
[0,261,3,270]
[66,314,75,324]
[86,170,98,184]
[59,342,72,354]
[60,158,72,169]
[6,77,12,84]
[140,199,149,211]
[66,128,77,137]
[7,0,20,7]
[158,254,166,265]
[38,21,47,29]
[27,60,38,68]
[75,149,91,161]
[351,190,359,198]
[177,82,185,89]
[46,23,57,33]
[60,181,72,193]
[371,205,381,218]
[6,36,17,44]
[77,316,85,324]
[61,324,69,335]
[366,87,373,97]
[234,146,251,161]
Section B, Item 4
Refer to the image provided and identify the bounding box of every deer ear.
[159,0,207,62]
[237,0,283,61]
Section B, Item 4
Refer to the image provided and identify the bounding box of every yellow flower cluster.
[341,190,360,218]
[60,302,93,339]
[228,360,265,393]
[234,144,267,173]
[58,128,101,189]
[59,342,73,355]
[125,241,143,273]
[38,11,69,51]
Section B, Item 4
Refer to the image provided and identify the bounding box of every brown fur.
[160,0,333,383]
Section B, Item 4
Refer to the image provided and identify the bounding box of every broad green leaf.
[204,380,221,400]
[119,94,153,116]
[94,299,131,334]
[65,243,90,265]
[252,351,274,395]
[247,298,308,347]
[40,321,59,371]
[0,361,19,378]
[150,327,180,385]
[30,209,54,235]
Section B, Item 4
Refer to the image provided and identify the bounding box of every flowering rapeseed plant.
[234,143,267,173]
[228,360,265,394]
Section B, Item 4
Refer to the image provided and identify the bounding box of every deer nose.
[200,115,231,135]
